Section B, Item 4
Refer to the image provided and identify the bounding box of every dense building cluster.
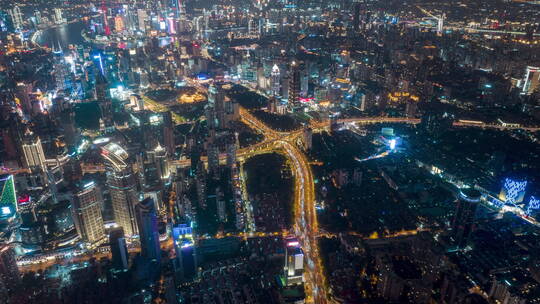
[0,0,538,303]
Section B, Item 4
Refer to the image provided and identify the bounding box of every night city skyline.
[0,0,539,303]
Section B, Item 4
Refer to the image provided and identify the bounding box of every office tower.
[172,224,197,282]
[271,64,281,96]
[226,136,237,169]
[162,112,175,156]
[437,14,445,35]
[102,143,138,236]
[137,9,147,32]
[54,8,63,24]
[109,227,129,271]
[102,142,129,171]
[302,128,312,150]
[207,143,219,178]
[207,84,226,129]
[451,189,481,249]
[107,169,139,237]
[15,82,33,116]
[72,181,106,246]
[0,244,20,292]
[95,72,113,131]
[136,197,161,262]
[352,1,361,31]
[22,132,46,170]
[9,6,23,31]
[283,238,304,286]
[0,175,17,220]
[34,10,41,25]
[147,143,170,180]
[522,66,540,95]
[288,61,301,104]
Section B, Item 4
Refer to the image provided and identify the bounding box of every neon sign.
[527,196,540,216]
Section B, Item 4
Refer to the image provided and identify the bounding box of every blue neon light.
[503,178,527,205]
[527,196,540,216]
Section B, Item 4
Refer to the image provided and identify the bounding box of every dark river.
[36,21,88,48]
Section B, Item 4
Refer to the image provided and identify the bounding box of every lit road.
[237,107,330,303]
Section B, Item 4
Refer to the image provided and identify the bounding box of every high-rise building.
[95,72,113,131]
[107,169,139,237]
[147,143,170,180]
[72,181,106,246]
[21,132,46,170]
[109,227,129,271]
[283,238,304,286]
[137,9,147,32]
[0,175,17,220]
[33,10,41,25]
[136,197,161,262]
[102,142,138,236]
[522,66,540,95]
[172,224,197,281]
[352,1,361,31]
[302,128,312,150]
[271,64,281,96]
[0,244,20,292]
[162,111,175,156]
[9,6,23,31]
[53,8,64,24]
[207,84,226,129]
[101,142,129,172]
[288,61,301,104]
[437,14,445,35]
[451,189,481,249]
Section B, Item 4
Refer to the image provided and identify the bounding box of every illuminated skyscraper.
[22,132,46,170]
[437,14,445,35]
[283,238,304,286]
[172,224,197,281]
[136,197,161,262]
[288,61,301,104]
[72,181,106,246]
[522,66,540,95]
[451,189,481,249]
[271,64,281,97]
[102,143,139,236]
[53,8,64,24]
[207,84,226,129]
[146,143,170,180]
[137,9,147,32]
[9,5,23,31]
[0,175,17,220]
[207,143,219,178]
[108,169,139,236]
